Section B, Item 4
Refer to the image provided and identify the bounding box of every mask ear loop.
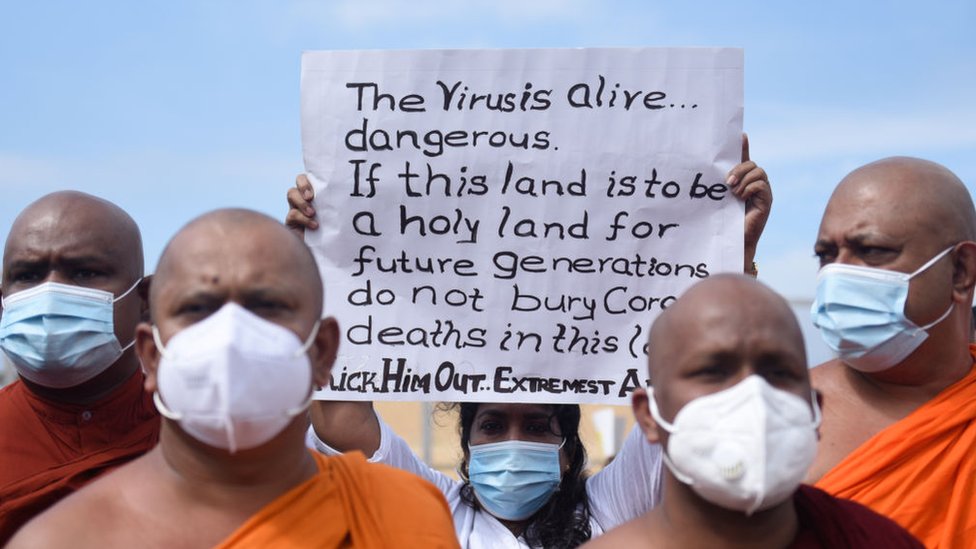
[153,391,183,420]
[647,388,695,486]
[112,277,143,303]
[809,389,823,428]
[906,245,958,331]
[919,302,955,331]
[152,325,170,359]
[294,319,322,357]
[908,245,956,279]
[150,325,182,422]
[287,319,323,417]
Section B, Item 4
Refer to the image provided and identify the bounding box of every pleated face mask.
[467,439,564,521]
[152,302,318,453]
[0,279,140,388]
[811,246,955,372]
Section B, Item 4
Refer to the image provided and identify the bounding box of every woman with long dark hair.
[307,400,663,549]
[452,402,608,547]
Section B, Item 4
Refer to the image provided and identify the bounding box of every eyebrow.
[166,288,227,309]
[240,287,296,301]
[59,254,116,269]
[5,257,48,271]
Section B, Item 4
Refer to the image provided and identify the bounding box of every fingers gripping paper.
[301,48,743,404]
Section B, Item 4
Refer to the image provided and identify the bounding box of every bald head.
[3,191,144,286]
[150,208,323,323]
[831,157,976,243]
[0,191,146,394]
[648,275,807,394]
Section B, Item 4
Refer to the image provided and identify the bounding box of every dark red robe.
[0,371,159,543]
[791,485,923,548]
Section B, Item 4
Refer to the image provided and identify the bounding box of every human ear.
[950,241,976,303]
[310,317,339,388]
[632,387,662,444]
[137,275,153,322]
[135,322,160,393]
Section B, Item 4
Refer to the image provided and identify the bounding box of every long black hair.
[449,402,592,548]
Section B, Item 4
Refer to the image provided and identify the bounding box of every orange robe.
[816,347,976,548]
[216,451,458,549]
[0,372,160,544]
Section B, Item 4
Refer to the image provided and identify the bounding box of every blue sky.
[2,0,974,309]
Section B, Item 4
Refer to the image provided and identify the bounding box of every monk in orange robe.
[0,192,160,544]
[807,157,976,547]
[9,209,457,548]
[218,452,457,548]
[816,355,976,547]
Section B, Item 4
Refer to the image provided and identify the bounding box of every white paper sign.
[302,48,743,404]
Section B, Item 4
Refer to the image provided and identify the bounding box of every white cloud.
[755,106,976,163]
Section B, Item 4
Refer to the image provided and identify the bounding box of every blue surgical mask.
[0,280,140,388]
[811,246,955,373]
[467,439,563,521]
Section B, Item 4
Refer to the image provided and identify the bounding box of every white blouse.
[307,412,663,548]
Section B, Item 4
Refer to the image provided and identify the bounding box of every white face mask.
[649,375,820,515]
[152,302,319,454]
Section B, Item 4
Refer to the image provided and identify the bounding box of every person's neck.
[497,517,531,537]
[651,477,798,548]
[157,420,318,506]
[23,350,141,406]
[855,325,973,402]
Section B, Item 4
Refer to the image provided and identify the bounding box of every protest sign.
[301,47,743,404]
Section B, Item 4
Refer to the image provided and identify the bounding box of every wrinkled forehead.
[3,202,133,268]
[821,166,948,238]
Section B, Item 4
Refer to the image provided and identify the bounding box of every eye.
[813,246,836,267]
[249,299,287,313]
[10,270,43,283]
[477,419,503,434]
[756,356,804,387]
[74,269,101,280]
[175,300,217,318]
[857,246,897,263]
[689,364,727,380]
[766,367,801,383]
[243,296,292,318]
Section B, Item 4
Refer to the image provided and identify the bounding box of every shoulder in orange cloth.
[816,348,976,548]
[0,373,160,544]
[216,452,459,549]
